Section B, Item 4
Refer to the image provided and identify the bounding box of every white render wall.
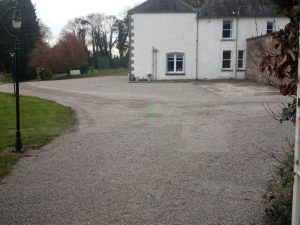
[131,13,289,81]
[198,17,289,80]
[132,13,197,80]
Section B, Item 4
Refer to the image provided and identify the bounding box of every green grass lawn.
[51,68,128,80]
[0,69,128,83]
[0,74,14,83]
[0,92,75,178]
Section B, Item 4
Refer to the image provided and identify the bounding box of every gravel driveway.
[0,76,294,225]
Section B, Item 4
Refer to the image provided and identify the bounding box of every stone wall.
[246,35,283,85]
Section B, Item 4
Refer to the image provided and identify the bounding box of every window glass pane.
[238,50,244,59]
[223,21,231,29]
[176,61,183,72]
[223,21,232,38]
[222,51,231,69]
[167,53,184,73]
[238,50,244,68]
[267,22,273,29]
[223,30,231,38]
[167,54,175,72]
[168,61,174,72]
[223,51,231,59]
[222,60,231,69]
[267,22,274,34]
[238,60,243,68]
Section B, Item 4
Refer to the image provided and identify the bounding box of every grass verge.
[51,68,128,80]
[0,92,76,178]
[0,74,14,84]
[0,69,128,83]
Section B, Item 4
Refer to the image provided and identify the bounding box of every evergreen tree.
[0,0,40,80]
[116,17,129,59]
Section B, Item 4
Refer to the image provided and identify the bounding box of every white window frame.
[267,21,274,34]
[222,50,232,70]
[166,53,185,74]
[237,50,245,70]
[222,20,232,39]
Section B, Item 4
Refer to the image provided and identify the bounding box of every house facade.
[128,0,289,81]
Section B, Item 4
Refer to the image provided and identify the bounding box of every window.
[222,51,232,69]
[238,50,244,69]
[267,21,274,34]
[223,20,232,38]
[167,53,184,73]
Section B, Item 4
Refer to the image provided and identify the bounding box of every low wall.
[246,35,283,86]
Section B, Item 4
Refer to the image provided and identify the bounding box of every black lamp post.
[9,52,16,95]
[1,0,22,152]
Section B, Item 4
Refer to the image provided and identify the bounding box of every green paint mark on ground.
[145,107,161,117]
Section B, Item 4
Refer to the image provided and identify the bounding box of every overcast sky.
[31,0,144,42]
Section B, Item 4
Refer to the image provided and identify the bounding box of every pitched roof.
[198,0,283,17]
[128,0,197,14]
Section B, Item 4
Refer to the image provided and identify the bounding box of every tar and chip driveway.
[0,76,295,225]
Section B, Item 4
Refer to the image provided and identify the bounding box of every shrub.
[263,143,294,225]
[36,67,53,80]
[80,65,88,74]
[259,2,298,223]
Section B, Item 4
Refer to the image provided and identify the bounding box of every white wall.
[131,13,289,81]
[132,13,197,80]
[198,17,289,80]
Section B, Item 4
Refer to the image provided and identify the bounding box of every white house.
[128,0,289,81]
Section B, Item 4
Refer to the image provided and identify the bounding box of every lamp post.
[1,0,22,152]
[9,52,16,95]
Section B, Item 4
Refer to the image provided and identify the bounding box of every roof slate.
[128,0,197,14]
[198,0,283,17]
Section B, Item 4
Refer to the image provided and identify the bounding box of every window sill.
[237,69,245,71]
[221,38,236,41]
[221,69,233,72]
[166,73,185,76]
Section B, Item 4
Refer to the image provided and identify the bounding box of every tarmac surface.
[0,76,295,225]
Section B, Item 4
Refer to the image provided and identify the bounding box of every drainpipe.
[196,12,199,80]
[234,7,240,79]
[235,6,246,79]
[152,47,158,80]
[154,48,158,80]
[152,47,155,80]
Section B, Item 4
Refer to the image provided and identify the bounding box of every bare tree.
[38,20,52,43]
[105,15,118,59]
[63,17,89,45]
[85,13,104,67]
[60,11,127,69]
[85,13,117,68]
